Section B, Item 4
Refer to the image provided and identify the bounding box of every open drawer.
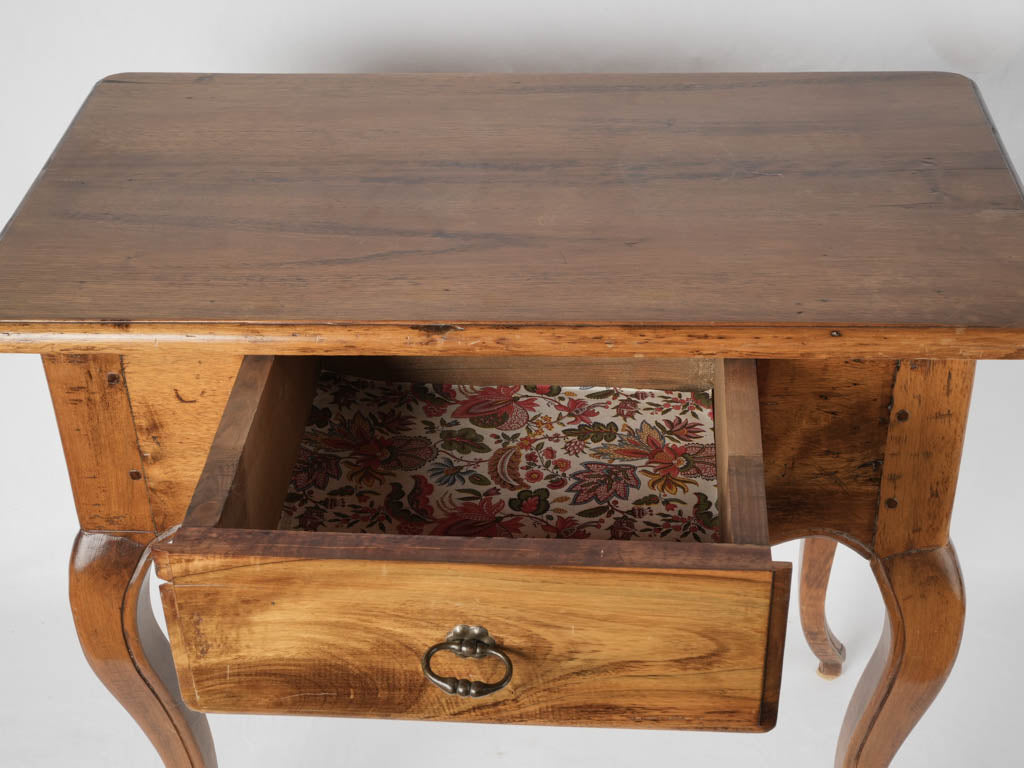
[153,356,790,732]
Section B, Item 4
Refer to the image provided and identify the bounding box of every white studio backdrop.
[1,2,1022,765]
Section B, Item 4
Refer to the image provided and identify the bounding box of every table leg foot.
[835,542,964,768]
[70,530,217,768]
[799,536,847,679]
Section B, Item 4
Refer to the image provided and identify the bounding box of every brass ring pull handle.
[421,625,513,697]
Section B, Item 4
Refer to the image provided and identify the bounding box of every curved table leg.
[70,530,217,768]
[835,542,965,768]
[799,536,847,679]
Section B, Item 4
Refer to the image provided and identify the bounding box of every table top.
[1,72,1022,358]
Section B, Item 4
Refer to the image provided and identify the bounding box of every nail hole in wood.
[896,409,910,422]
[885,497,898,509]
[129,469,143,480]
[106,372,120,384]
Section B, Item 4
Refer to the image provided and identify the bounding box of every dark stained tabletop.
[1,72,1022,357]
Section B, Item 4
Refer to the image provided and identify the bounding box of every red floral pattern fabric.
[279,372,719,542]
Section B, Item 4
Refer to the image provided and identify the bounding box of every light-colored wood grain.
[715,360,769,545]
[836,544,964,767]
[70,531,216,768]
[159,556,788,731]
[43,354,154,531]
[874,360,975,557]
[3,322,1023,359]
[122,352,242,530]
[325,355,715,390]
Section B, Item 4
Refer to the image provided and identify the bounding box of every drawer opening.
[183,355,769,549]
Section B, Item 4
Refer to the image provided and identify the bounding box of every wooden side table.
[1,72,1021,767]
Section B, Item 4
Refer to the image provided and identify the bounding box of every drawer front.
[159,552,789,731]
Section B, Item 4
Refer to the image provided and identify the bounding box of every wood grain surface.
[43,354,155,531]
[758,358,897,551]
[159,556,789,731]
[324,355,716,390]
[122,352,242,530]
[715,359,770,545]
[155,528,773,579]
[183,356,317,530]
[2,322,1023,358]
[2,72,1023,358]
[873,360,975,557]
[761,561,792,728]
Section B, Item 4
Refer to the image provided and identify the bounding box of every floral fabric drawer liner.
[280,371,719,542]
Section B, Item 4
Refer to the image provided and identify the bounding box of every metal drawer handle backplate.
[421,625,513,697]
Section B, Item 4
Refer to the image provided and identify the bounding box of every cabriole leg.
[799,536,847,679]
[835,543,964,768]
[70,530,216,768]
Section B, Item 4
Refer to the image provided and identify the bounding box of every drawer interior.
[183,354,768,548]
